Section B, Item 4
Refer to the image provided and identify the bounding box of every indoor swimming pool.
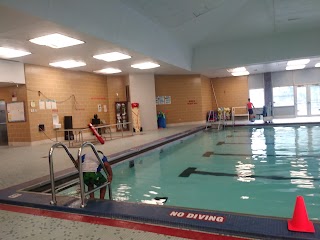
[57,125,320,220]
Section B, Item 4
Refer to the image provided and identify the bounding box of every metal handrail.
[49,142,78,205]
[54,122,133,147]
[77,142,112,208]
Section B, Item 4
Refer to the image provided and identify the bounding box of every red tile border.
[0,203,246,239]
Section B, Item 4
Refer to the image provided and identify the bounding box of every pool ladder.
[48,142,112,208]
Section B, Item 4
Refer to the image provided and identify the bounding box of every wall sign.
[7,101,26,122]
[156,96,171,105]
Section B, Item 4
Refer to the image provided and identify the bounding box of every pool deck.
[1,120,320,239]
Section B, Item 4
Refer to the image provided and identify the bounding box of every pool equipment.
[131,103,142,132]
[88,123,105,144]
[287,196,315,233]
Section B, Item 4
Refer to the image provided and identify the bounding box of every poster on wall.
[39,100,45,110]
[156,96,171,105]
[156,96,165,105]
[164,96,171,104]
[6,101,26,122]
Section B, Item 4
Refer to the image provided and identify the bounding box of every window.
[249,89,264,108]
[273,86,294,107]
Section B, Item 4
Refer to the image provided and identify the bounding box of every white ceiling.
[1,0,320,82]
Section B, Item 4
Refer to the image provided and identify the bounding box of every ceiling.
[1,0,320,82]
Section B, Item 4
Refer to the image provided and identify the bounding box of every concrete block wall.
[211,76,248,112]
[0,85,31,144]
[0,64,127,145]
[155,75,204,124]
[200,75,214,119]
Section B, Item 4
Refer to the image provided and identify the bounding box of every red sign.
[187,100,197,105]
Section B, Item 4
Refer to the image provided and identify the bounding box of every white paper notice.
[51,101,57,109]
[104,105,107,112]
[46,100,52,109]
[39,100,45,110]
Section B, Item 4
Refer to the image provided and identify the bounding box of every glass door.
[310,85,320,115]
[296,85,320,116]
[296,86,307,116]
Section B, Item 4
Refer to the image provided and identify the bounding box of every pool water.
[60,125,320,220]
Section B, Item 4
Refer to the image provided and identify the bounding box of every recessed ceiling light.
[286,65,306,71]
[315,63,320,68]
[0,47,31,59]
[231,71,250,76]
[287,59,310,66]
[49,60,86,69]
[131,62,160,69]
[29,33,84,48]
[94,68,122,74]
[93,52,131,62]
[227,67,246,73]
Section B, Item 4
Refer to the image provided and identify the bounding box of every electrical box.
[39,124,45,132]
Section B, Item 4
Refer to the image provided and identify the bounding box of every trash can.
[157,112,166,128]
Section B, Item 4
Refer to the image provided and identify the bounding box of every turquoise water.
[62,125,320,219]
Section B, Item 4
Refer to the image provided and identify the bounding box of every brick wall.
[2,64,127,144]
[211,76,248,111]
[106,75,127,126]
[155,75,204,124]
[0,85,31,143]
[200,75,215,119]
[1,65,248,143]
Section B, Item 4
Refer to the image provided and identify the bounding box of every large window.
[273,86,294,107]
[249,88,264,108]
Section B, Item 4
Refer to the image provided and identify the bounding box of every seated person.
[79,150,113,199]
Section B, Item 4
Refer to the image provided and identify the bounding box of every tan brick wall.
[1,67,249,143]
[21,64,127,143]
[106,75,127,125]
[211,76,248,112]
[155,75,203,124]
[200,75,215,119]
[0,85,31,142]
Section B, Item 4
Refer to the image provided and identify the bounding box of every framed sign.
[7,101,26,122]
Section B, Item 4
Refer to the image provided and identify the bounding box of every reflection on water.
[108,125,320,219]
[235,162,255,182]
[248,126,317,189]
[114,183,131,201]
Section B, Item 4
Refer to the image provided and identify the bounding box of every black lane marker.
[179,167,320,181]
[202,152,214,157]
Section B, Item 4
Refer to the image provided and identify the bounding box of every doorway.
[296,85,320,116]
[0,100,8,145]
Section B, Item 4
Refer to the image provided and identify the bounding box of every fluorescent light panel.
[29,33,84,48]
[0,47,31,59]
[49,60,86,68]
[93,52,131,62]
[227,67,246,73]
[287,59,310,66]
[131,62,160,69]
[231,71,250,76]
[286,65,306,71]
[94,68,122,74]
[315,63,320,68]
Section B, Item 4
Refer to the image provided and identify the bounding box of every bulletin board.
[6,101,26,122]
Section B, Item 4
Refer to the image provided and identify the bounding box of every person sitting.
[80,150,113,199]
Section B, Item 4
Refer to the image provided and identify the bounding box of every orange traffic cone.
[287,196,315,233]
